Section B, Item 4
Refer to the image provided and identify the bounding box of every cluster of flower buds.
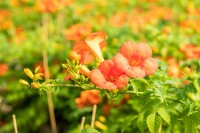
[19,66,43,89]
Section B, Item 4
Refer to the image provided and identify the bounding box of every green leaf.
[81,127,100,133]
[147,113,155,133]
[192,112,200,125]
[147,113,162,133]
[137,114,146,133]
[121,115,137,133]
[130,81,139,94]
[157,108,170,125]
[155,87,166,102]
[143,98,160,113]
[184,117,198,133]
[154,114,162,133]
[134,78,150,86]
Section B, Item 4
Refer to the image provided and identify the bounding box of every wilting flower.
[65,23,92,41]
[90,60,129,90]
[75,90,101,108]
[113,41,158,78]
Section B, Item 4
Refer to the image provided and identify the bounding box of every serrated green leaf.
[137,114,145,133]
[147,113,155,133]
[121,115,137,133]
[184,117,198,133]
[154,114,162,133]
[143,98,160,113]
[158,108,170,125]
[81,127,100,133]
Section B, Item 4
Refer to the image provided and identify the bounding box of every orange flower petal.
[90,69,106,88]
[69,50,81,60]
[99,60,114,80]
[125,66,145,78]
[113,53,129,72]
[114,74,129,89]
[103,82,117,90]
[85,31,106,62]
[120,41,152,60]
[73,41,88,53]
[142,57,158,76]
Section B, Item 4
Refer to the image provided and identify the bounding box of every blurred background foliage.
[0,0,200,132]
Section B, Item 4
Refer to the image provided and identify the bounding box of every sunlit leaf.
[157,108,170,125]
[147,113,155,133]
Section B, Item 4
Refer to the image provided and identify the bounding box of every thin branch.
[80,117,86,131]
[12,115,18,133]
[91,105,97,128]
[42,14,57,133]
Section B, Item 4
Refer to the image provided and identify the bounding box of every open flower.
[113,41,158,78]
[85,31,106,62]
[90,60,129,90]
[72,41,95,64]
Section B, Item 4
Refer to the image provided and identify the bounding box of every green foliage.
[81,127,100,133]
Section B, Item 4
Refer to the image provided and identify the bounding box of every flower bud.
[31,82,41,89]
[24,68,34,79]
[33,73,43,81]
[99,116,106,123]
[19,79,30,86]
[95,121,107,131]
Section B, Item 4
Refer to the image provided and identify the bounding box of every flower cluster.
[67,31,158,91]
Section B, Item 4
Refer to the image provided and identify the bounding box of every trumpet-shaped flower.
[113,41,158,78]
[85,31,106,62]
[90,60,129,90]
[73,35,106,64]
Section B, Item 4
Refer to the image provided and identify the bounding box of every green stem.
[126,91,144,94]
[46,84,80,88]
